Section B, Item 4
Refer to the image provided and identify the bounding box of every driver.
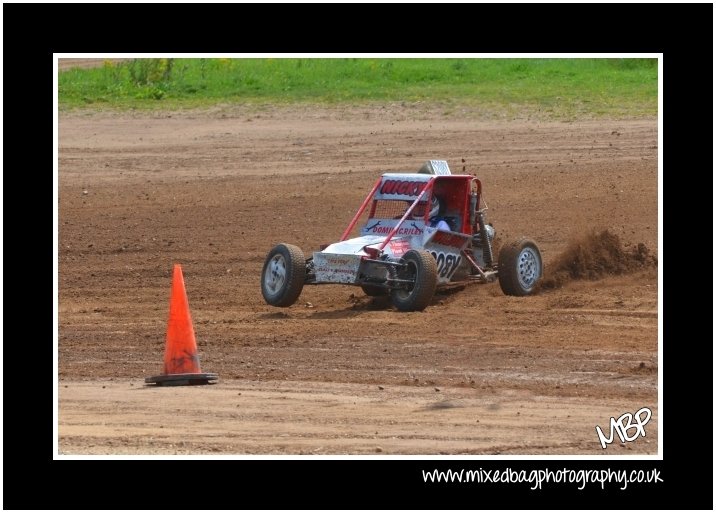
[411,196,450,231]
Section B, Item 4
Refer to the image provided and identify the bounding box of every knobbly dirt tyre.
[498,238,542,296]
[390,249,438,311]
[261,243,306,307]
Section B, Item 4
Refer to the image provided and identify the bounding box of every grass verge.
[59,58,657,118]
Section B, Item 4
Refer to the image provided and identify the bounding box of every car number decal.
[429,250,462,279]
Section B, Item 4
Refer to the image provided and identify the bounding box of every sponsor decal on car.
[373,175,432,201]
[369,224,423,236]
[431,230,469,248]
[388,239,411,257]
[379,180,426,197]
[313,253,361,283]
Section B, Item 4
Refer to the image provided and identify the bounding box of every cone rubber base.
[145,372,218,386]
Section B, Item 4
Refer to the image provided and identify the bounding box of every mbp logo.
[595,407,652,449]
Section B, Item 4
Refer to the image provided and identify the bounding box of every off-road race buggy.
[261,160,542,311]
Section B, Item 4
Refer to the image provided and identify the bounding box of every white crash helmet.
[411,195,441,219]
[429,195,441,218]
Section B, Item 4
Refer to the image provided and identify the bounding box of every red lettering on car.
[379,180,424,197]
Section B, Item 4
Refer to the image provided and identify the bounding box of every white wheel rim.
[265,254,287,294]
[517,247,540,290]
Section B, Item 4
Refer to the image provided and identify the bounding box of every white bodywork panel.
[314,236,383,284]
[320,235,385,256]
[312,253,363,283]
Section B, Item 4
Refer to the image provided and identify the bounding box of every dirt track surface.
[58,106,658,455]
[58,58,131,70]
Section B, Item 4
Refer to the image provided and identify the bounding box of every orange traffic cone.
[145,264,218,386]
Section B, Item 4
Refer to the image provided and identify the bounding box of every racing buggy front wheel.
[390,249,438,312]
[261,243,306,307]
[498,238,542,296]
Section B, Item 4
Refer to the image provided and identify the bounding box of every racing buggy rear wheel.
[261,243,306,307]
[498,238,542,296]
[390,249,438,312]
